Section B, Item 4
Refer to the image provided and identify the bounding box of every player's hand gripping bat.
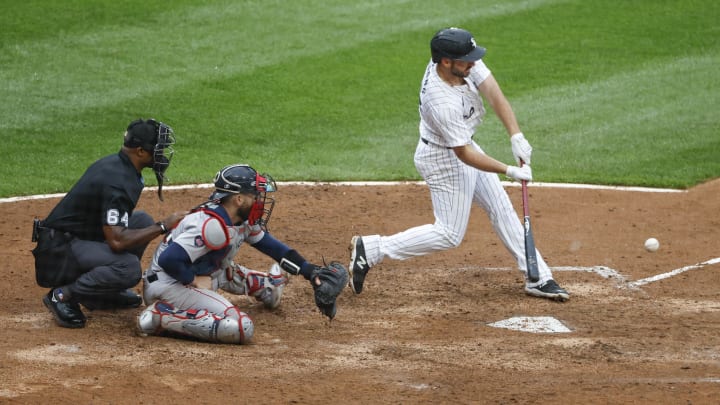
[520,160,540,283]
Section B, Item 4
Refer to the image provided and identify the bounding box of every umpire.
[32,119,187,328]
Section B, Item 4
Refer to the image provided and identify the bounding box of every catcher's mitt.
[311,261,349,320]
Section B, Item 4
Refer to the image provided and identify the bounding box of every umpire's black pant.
[64,211,154,299]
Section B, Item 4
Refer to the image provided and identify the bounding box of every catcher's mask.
[209,164,276,229]
[124,118,176,201]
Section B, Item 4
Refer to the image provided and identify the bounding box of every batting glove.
[506,165,532,181]
[510,132,532,165]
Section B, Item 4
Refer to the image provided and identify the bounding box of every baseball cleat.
[348,236,370,294]
[524,279,569,302]
[43,289,87,328]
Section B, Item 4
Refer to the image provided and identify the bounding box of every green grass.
[1,0,718,197]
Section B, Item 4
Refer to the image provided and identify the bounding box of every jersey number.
[107,209,129,227]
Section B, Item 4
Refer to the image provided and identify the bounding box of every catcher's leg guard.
[222,264,288,309]
[138,301,254,344]
[249,263,287,309]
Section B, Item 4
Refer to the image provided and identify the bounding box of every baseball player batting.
[349,27,569,301]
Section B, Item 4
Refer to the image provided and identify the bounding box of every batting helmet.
[430,27,486,63]
[209,164,277,228]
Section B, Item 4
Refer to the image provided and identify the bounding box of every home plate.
[488,316,571,333]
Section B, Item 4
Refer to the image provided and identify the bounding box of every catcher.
[138,164,348,344]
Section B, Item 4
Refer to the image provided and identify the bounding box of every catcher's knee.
[215,314,254,344]
[138,301,254,344]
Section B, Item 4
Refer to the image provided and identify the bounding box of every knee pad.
[221,306,255,343]
[216,313,254,344]
[137,301,254,344]
[137,301,173,336]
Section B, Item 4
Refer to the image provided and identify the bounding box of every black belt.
[147,273,158,283]
[421,138,452,149]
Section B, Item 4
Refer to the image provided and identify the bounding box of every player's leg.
[350,143,475,293]
[68,212,153,310]
[137,301,254,344]
[139,278,254,343]
[359,143,475,265]
[216,263,287,309]
[471,158,552,283]
[470,143,568,300]
[66,239,143,309]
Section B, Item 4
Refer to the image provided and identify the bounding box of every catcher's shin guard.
[138,301,254,344]
[249,263,287,309]
[221,264,288,309]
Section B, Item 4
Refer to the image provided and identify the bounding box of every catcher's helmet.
[209,164,277,228]
[430,27,486,63]
[210,164,276,200]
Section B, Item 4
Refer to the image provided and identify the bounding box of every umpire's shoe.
[43,289,86,328]
[348,236,370,294]
[524,279,570,302]
[80,289,143,311]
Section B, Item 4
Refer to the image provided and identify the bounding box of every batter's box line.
[481,259,720,289]
[465,265,628,287]
[627,257,720,288]
[481,265,626,280]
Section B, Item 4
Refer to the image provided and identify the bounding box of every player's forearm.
[103,224,164,252]
[252,233,315,280]
[492,97,521,137]
[453,145,507,174]
[479,76,521,136]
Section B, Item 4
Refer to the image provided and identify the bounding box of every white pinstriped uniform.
[360,59,553,286]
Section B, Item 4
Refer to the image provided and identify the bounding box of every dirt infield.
[1,180,719,404]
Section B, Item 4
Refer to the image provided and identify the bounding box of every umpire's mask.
[124,118,176,201]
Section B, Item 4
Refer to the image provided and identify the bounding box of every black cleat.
[348,236,370,294]
[524,279,570,302]
[43,289,86,328]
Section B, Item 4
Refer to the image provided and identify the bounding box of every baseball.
[644,238,660,252]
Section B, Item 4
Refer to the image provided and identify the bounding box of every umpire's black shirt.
[44,151,144,242]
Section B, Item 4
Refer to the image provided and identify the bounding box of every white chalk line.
[483,265,627,282]
[627,257,720,288]
[487,260,719,334]
[0,181,685,204]
[485,259,720,289]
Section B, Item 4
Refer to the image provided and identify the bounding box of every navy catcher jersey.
[43,151,144,241]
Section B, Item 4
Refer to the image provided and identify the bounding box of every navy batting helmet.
[430,27,486,63]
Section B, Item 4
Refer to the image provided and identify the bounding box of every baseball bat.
[520,161,540,283]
